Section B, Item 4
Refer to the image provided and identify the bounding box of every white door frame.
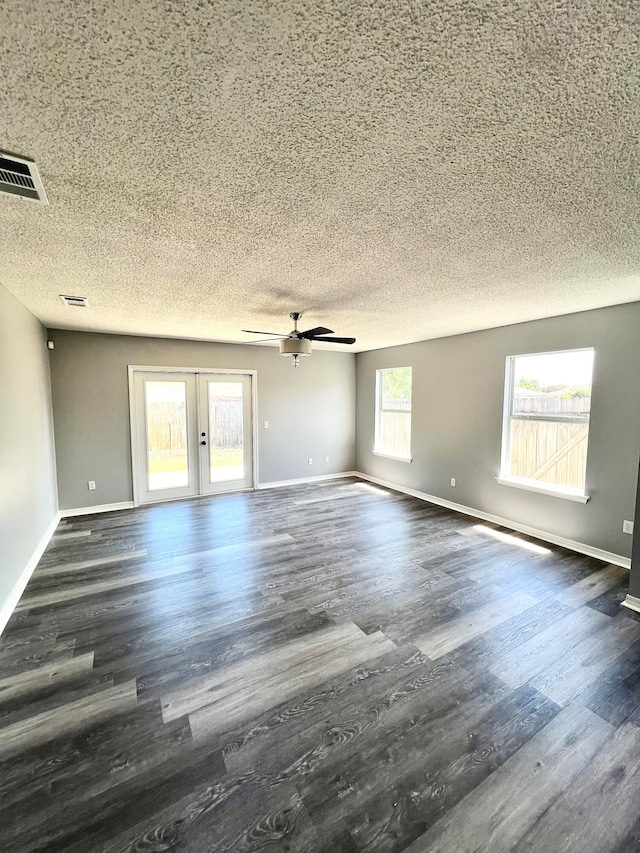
[128,365,258,507]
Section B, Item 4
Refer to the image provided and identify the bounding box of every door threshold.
[136,486,257,508]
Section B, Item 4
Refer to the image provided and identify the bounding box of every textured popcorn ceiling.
[0,1,639,352]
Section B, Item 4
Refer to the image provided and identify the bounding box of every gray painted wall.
[48,330,356,510]
[0,284,58,616]
[356,302,640,559]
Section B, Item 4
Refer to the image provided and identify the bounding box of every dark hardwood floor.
[1,478,640,852]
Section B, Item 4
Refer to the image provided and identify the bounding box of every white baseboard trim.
[258,472,358,490]
[353,471,631,569]
[0,511,62,636]
[60,501,135,518]
[622,595,640,614]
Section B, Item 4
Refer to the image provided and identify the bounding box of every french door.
[131,370,254,504]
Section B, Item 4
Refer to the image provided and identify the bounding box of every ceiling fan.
[242,312,356,367]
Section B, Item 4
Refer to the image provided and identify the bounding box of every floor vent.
[59,295,88,308]
[0,152,48,204]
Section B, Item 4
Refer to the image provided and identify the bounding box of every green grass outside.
[149,448,242,474]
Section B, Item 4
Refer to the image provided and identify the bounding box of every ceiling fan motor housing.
[279,338,311,356]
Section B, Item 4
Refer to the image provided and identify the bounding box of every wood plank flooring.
[1,478,639,852]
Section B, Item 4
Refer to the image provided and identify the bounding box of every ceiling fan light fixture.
[279,338,311,357]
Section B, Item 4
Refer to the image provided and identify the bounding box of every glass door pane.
[207,381,245,483]
[145,381,190,491]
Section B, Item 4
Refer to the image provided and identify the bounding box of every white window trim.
[496,476,589,503]
[498,348,593,502]
[374,367,412,459]
[372,450,413,463]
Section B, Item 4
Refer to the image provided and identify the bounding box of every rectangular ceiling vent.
[59,294,88,308]
[0,151,49,204]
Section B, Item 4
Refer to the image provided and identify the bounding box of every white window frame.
[373,367,412,462]
[497,348,593,503]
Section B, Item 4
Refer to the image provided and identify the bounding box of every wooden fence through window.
[146,399,243,452]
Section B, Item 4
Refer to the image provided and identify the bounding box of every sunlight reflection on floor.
[472,524,550,555]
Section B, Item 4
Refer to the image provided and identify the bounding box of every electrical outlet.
[623,520,634,535]
[308,458,313,465]
[88,480,96,490]
[263,421,269,429]
[450,478,456,487]
[325,456,330,463]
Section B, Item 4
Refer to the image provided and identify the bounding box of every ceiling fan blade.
[299,326,334,339]
[308,335,356,344]
[244,336,288,344]
[241,329,289,336]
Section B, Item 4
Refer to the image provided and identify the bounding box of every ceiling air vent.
[0,151,48,204]
[59,295,88,308]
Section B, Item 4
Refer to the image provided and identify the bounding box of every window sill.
[496,476,590,504]
[373,450,412,463]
